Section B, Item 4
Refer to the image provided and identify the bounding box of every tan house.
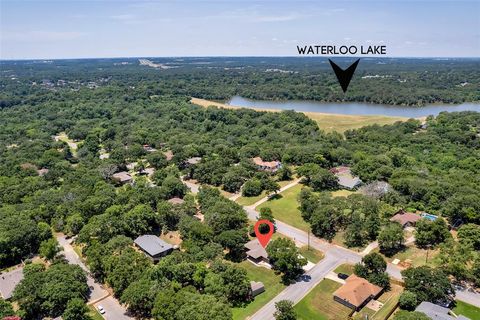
[252,157,281,172]
[244,239,269,264]
[333,274,383,311]
[112,171,133,184]
[390,209,422,228]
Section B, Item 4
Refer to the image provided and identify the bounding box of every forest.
[0,58,479,319]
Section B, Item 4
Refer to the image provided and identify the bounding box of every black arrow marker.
[328,58,360,93]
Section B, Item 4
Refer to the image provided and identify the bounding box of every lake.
[226,96,480,118]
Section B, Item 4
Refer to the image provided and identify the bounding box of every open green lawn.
[331,190,356,197]
[298,246,324,264]
[257,184,311,232]
[294,279,352,320]
[232,261,286,320]
[378,246,440,268]
[236,191,268,206]
[453,300,480,319]
[88,305,104,320]
[333,264,354,276]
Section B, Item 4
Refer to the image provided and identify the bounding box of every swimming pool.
[421,213,438,221]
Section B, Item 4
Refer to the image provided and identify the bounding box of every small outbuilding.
[134,235,173,263]
[250,281,265,297]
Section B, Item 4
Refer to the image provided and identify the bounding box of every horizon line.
[1,55,480,62]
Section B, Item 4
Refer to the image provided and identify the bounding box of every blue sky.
[1,0,479,59]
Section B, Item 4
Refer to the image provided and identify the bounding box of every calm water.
[226,96,480,118]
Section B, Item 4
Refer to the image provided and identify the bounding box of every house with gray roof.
[134,235,173,263]
[330,166,362,190]
[415,301,470,320]
[0,267,24,299]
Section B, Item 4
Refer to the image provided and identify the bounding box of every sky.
[1,0,479,59]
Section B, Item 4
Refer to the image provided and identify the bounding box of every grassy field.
[232,261,286,320]
[191,98,408,133]
[294,279,353,320]
[299,246,325,263]
[88,305,104,320]
[453,300,480,319]
[379,246,440,268]
[331,190,356,197]
[334,264,354,276]
[257,184,311,232]
[236,190,268,206]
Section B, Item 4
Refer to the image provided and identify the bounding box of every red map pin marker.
[254,219,274,248]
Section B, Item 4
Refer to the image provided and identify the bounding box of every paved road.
[56,234,133,319]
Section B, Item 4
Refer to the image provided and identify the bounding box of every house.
[333,274,383,311]
[112,171,133,184]
[390,210,422,228]
[143,144,157,152]
[250,281,265,297]
[134,235,173,263]
[185,157,202,166]
[415,301,470,320]
[0,267,24,300]
[37,168,49,176]
[244,239,269,264]
[252,157,281,172]
[330,166,362,190]
[167,197,185,205]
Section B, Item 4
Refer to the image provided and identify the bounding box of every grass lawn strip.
[294,279,353,320]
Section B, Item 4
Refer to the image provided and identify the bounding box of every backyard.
[232,261,286,320]
[294,279,353,320]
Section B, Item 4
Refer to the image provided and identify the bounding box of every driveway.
[56,234,133,319]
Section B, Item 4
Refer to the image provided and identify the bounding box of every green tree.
[39,238,61,261]
[13,263,88,318]
[277,166,293,181]
[242,179,263,197]
[121,278,157,318]
[401,266,454,304]
[378,222,405,256]
[309,169,338,191]
[266,238,307,283]
[415,218,451,249]
[65,213,85,236]
[204,263,250,305]
[0,299,15,318]
[354,252,390,289]
[398,291,418,310]
[274,300,297,320]
[147,152,168,169]
[457,223,480,250]
[62,298,90,320]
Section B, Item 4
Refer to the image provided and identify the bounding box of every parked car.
[97,305,105,314]
[337,273,349,280]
